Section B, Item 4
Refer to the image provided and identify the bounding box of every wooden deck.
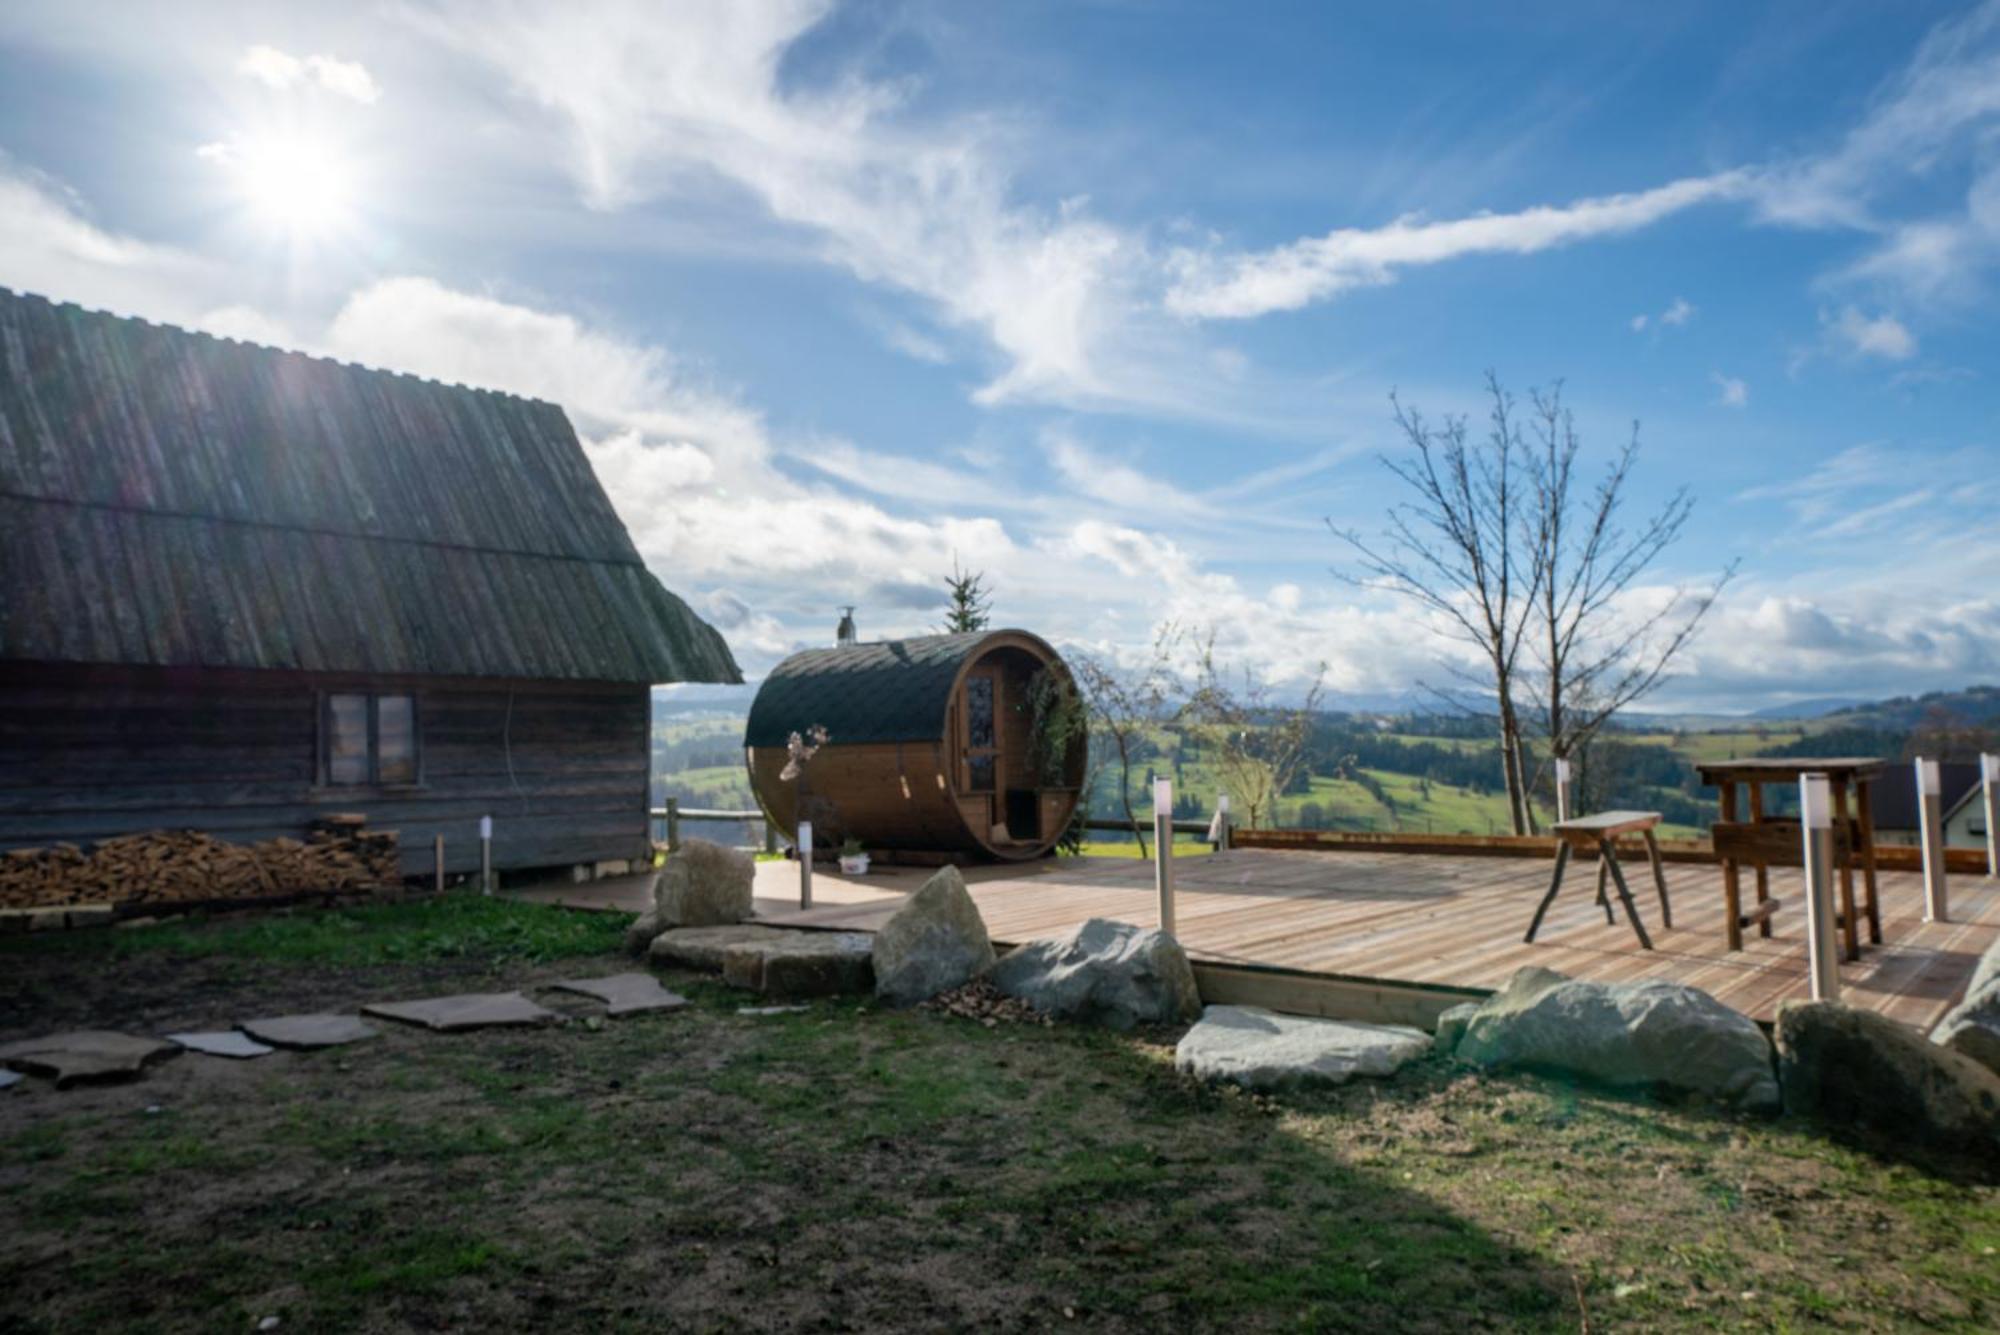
[757,848,2000,1031]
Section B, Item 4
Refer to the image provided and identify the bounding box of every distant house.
[0,287,739,879]
[1868,761,1984,848]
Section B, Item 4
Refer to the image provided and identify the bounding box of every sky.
[3,0,1998,713]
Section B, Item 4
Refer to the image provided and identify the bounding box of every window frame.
[317,689,424,790]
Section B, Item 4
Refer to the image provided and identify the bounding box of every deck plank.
[754,849,1998,1029]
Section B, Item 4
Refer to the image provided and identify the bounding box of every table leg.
[1525,841,1572,944]
[1595,854,1613,924]
[1748,782,1773,939]
[1833,777,1860,961]
[1721,780,1743,951]
[1601,837,1655,951]
[1642,828,1673,930]
[1855,778,1883,944]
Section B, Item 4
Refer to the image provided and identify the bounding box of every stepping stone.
[649,923,801,972]
[0,1030,181,1089]
[167,1031,275,1060]
[738,1005,810,1016]
[547,974,690,1017]
[0,1069,22,1091]
[1174,1006,1431,1091]
[239,1014,380,1051]
[362,992,557,1031]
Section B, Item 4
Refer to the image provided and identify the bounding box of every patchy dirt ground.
[2,901,1997,1332]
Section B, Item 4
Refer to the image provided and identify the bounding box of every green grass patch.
[0,892,624,968]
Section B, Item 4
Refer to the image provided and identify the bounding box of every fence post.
[1917,757,1948,922]
[1983,753,1999,879]
[478,815,493,897]
[1800,774,1840,1001]
[433,834,445,895]
[665,796,682,854]
[797,819,813,910]
[764,818,778,856]
[1153,778,1175,935]
[1554,756,1572,824]
[1216,792,1232,852]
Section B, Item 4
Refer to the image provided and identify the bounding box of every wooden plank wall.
[0,664,649,877]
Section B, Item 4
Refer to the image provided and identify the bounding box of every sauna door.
[961,670,1001,831]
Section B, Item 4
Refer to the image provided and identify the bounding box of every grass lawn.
[2,896,1995,1331]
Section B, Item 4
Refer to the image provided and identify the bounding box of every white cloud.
[1824,305,1918,359]
[0,166,218,322]
[1660,296,1695,326]
[1711,372,1749,408]
[1629,313,1649,332]
[237,44,380,103]
[1166,173,1745,320]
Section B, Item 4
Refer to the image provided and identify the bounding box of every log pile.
[0,821,400,911]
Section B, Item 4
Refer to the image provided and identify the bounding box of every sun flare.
[207,132,356,239]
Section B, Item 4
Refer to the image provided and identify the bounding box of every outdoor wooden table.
[1523,811,1671,951]
[1695,757,1883,959]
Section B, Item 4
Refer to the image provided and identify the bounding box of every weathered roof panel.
[0,287,740,684]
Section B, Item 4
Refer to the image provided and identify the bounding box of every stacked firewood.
[0,821,400,910]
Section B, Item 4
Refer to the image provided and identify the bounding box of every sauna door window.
[963,673,998,793]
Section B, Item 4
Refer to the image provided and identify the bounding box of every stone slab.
[721,931,875,998]
[649,923,800,972]
[362,992,559,1031]
[737,1005,810,1016]
[548,973,690,1016]
[0,1030,181,1088]
[0,1069,22,1091]
[1175,1006,1431,1090]
[239,1014,380,1050]
[167,1031,276,1060]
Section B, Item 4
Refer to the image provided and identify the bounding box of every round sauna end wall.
[743,629,1085,861]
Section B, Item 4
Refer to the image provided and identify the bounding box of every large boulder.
[625,840,756,954]
[1779,1000,2000,1158]
[985,918,1201,1030]
[1455,967,1780,1112]
[1176,1006,1429,1090]
[871,867,996,1007]
[1932,937,2000,1078]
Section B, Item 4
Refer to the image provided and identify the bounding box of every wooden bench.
[1522,811,1672,951]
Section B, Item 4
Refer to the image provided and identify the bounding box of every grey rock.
[1779,1000,2000,1157]
[623,898,664,957]
[363,992,559,1031]
[650,923,801,972]
[871,867,997,1007]
[1455,967,1780,1112]
[0,1030,181,1088]
[1433,1001,1480,1056]
[1176,1006,1429,1090]
[0,1069,21,1091]
[239,1014,379,1050]
[985,918,1201,1030]
[1932,936,2000,1078]
[548,973,690,1016]
[652,839,755,930]
[721,932,875,998]
[166,1031,275,1060]
[738,1005,810,1016]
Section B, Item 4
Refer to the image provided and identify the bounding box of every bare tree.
[939,558,992,634]
[1188,642,1328,830]
[1073,626,1186,857]
[1520,383,1736,808]
[1333,375,1540,833]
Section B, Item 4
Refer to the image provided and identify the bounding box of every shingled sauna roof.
[0,287,740,684]
[744,631,1034,748]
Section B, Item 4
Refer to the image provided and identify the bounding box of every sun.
[208,131,357,240]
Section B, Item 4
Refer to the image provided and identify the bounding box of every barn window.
[323,693,419,786]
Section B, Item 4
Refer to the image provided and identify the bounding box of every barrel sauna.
[744,630,1086,861]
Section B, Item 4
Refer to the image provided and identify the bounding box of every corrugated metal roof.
[744,633,988,747]
[0,287,740,684]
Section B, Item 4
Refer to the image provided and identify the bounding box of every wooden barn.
[0,286,739,887]
[744,630,1085,862]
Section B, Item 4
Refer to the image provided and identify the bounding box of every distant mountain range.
[1745,697,1872,720]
